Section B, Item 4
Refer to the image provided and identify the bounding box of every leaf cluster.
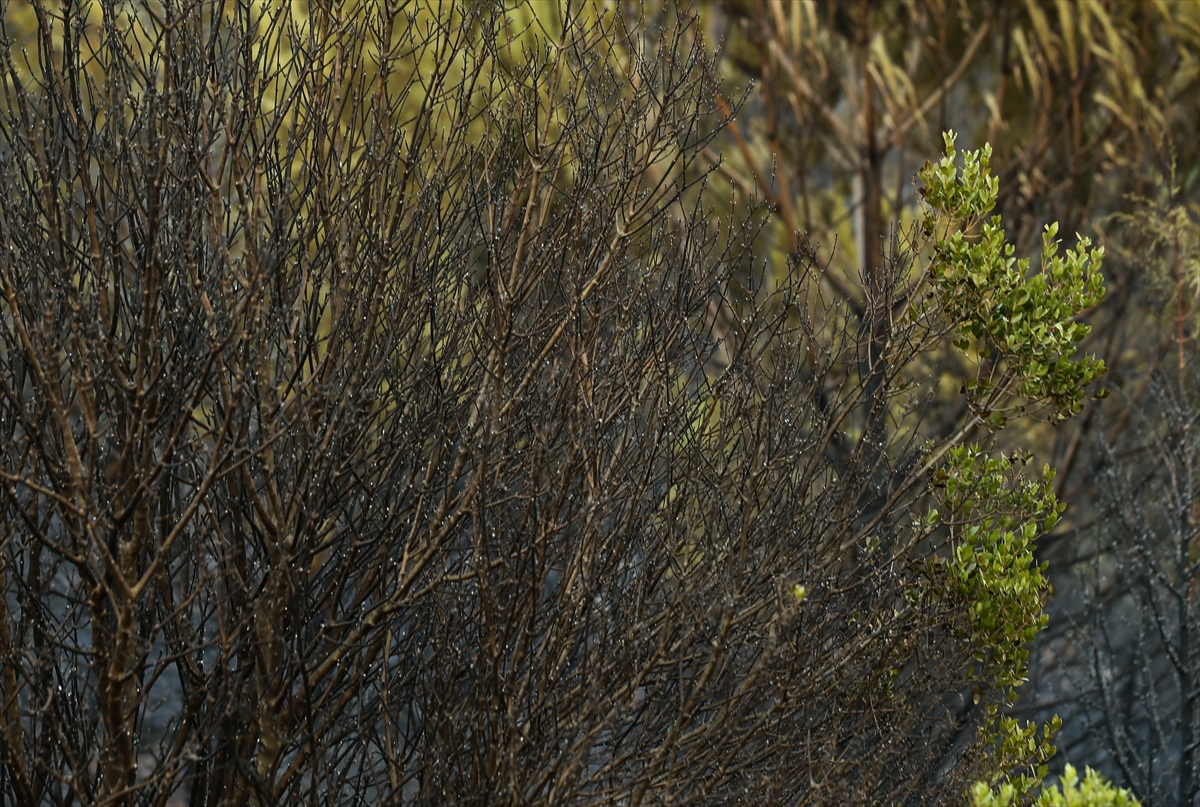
[920,133,1106,424]
[971,763,1142,807]
[925,445,1061,691]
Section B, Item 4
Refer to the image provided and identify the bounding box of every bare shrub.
[0,2,1088,805]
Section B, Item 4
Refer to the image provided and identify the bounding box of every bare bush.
[0,2,1094,805]
[1027,367,1200,807]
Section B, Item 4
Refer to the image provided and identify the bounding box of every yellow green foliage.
[928,446,1062,690]
[970,764,1142,807]
[919,132,1107,425]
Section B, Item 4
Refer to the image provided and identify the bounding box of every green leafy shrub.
[914,134,1112,800]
